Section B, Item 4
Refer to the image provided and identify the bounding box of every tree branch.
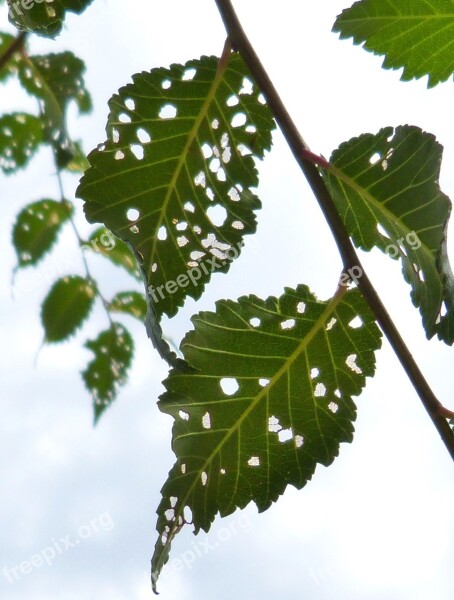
[214,0,454,461]
[0,31,27,74]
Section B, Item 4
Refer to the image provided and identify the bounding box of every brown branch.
[214,0,454,461]
[0,31,27,74]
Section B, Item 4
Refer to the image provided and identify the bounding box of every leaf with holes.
[82,227,141,280]
[151,285,382,590]
[333,0,454,87]
[82,323,134,424]
[41,275,96,342]
[7,0,94,38]
[108,291,147,321]
[12,199,72,268]
[0,31,23,83]
[0,113,44,174]
[17,52,92,166]
[322,125,454,344]
[77,51,275,326]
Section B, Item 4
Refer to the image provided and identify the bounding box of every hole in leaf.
[314,383,326,397]
[220,468,226,475]
[124,98,135,110]
[349,316,363,329]
[328,402,339,413]
[130,225,139,234]
[181,463,186,474]
[231,113,247,127]
[222,147,231,163]
[152,263,158,272]
[228,187,241,202]
[112,128,119,143]
[369,152,381,165]
[249,317,261,328]
[268,416,282,433]
[118,113,131,123]
[184,506,192,521]
[194,171,206,187]
[377,223,390,239]
[179,410,189,420]
[212,118,220,129]
[182,68,196,80]
[177,236,189,247]
[278,428,293,443]
[184,201,195,213]
[237,144,252,156]
[310,368,319,379]
[259,378,270,388]
[246,125,257,134]
[190,250,205,261]
[130,144,144,160]
[161,79,171,89]
[159,104,177,119]
[206,188,215,201]
[239,77,253,95]
[326,318,337,331]
[164,509,174,521]
[247,456,260,467]
[232,221,244,230]
[127,208,140,221]
[176,221,188,231]
[201,472,208,486]
[216,167,226,182]
[137,128,151,144]
[334,389,341,398]
[158,226,167,241]
[280,319,296,330]
[346,354,362,374]
[201,143,213,159]
[220,378,239,396]
[207,205,227,226]
[295,435,304,448]
[297,302,306,314]
[227,94,239,107]
[258,93,266,104]
[209,157,221,173]
[202,412,211,429]
[170,496,178,508]
[114,150,125,160]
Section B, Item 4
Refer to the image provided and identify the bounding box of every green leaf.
[7,0,93,38]
[82,323,134,424]
[0,31,22,82]
[77,51,275,323]
[82,227,141,280]
[322,125,454,344]
[12,198,72,267]
[41,275,96,342]
[0,113,43,174]
[333,0,454,87]
[151,285,382,590]
[17,51,92,166]
[108,291,147,321]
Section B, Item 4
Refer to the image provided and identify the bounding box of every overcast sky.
[1,1,453,599]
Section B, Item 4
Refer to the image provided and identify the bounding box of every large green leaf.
[7,0,94,38]
[82,323,134,424]
[0,113,43,174]
[12,198,72,267]
[151,285,382,590]
[333,0,454,87]
[322,125,454,344]
[41,275,96,342]
[17,51,91,166]
[77,52,275,325]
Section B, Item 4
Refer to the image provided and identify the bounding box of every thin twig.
[0,31,27,73]
[214,0,454,461]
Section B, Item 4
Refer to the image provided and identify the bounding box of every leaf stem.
[214,0,454,461]
[0,31,27,73]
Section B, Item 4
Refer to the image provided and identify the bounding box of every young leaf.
[17,51,92,167]
[333,0,454,87]
[82,323,134,424]
[41,275,96,342]
[7,0,94,38]
[77,51,275,323]
[0,113,43,174]
[12,198,72,267]
[81,227,141,280]
[107,291,147,321]
[322,125,454,344]
[151,285,382,590]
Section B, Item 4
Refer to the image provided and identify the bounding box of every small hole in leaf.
[268,416,281,433]
[206,188,215,201]
[232,221,244,230]
[310,368,319,379]
[207,205,227,226]
[137,128,151,144]
[202,412,211,429]
[201,143,213,159]
[334,389,342,398]
[346,354,362,374]
[220,378,239,396]
[164,509,174,521]
[216,167,226,182]
[124,98,135,110]
[112,128,119,143]
[295,435,304,448]
[280,319,296,330]
[161,79,171,89]
[246,125,257,134]
[228,187,241,202]
[212,118,219,129]
[231,113,247,127]
[328,402,339,414]
[369,152,381,165]
[127,208,140,221]
[239,77,253,95]
[190,250,205,261]
[130,225,139,234]
[326,318,337,331]
[278,428,293,443]
[248,456,260,467]
[259,378,270,388]
[119,112,131,123]
[209,157,221,173]
[314,383,326,397]
[130,144,144,160]
[181,463,186,474]
[158,226,167,241]
[179,410,189,421]
[177,236,189,247]
[184,201,195,213]
[227,94,239,107]
[220,468,226,475]
[296,302,306,314]
[159,104,177,119]
[349,316,363,329]
[170,496,178,508]
[184,506,192,521]
[176,221,188,231]
[182,67,196,80]
[222,147,231,163]
[114,150,125,160]
[377,223,390,239]
[250,317,261,328]
[194,171,206,187]
[201,472,208,486]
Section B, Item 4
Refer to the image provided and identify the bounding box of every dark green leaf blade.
[77,52,275,323]
[41,275,96,342]
[12,199,72,267]
[7,0,93,38]
[333,0,454,87]
[0,31,22,82]
[322,125,454,344]
[0,113,43,174]
[107,291,147,321]
[82,227,141,280]
[82,323,134,424]
[151,285,382,590]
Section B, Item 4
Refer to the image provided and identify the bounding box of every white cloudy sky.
[0,1,453,599]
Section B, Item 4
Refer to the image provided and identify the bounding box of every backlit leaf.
[12,198,72,267]
[41,275,95,342]
[151,285,382,590]
[7,0,94,38]
[82,227,141,280]
[333,0,454,87]
[108,291,147,321]
[0,113,43,174]
[82,323,134,424]
[322,125,454,344]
